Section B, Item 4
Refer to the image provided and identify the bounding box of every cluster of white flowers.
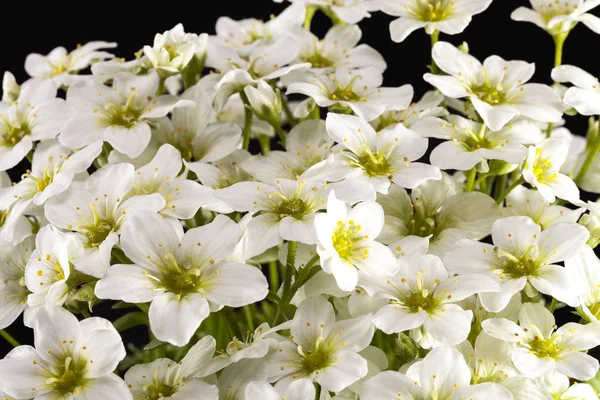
[2,1,600,399]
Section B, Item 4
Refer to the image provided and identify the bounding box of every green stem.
[221,307,244,340]
[496,177,525,205]
[274,125,287,145]
[243,305,255,331]
[282,241,297,298]
[157,75,166,95]
[548,298,558,313]
[430,30,440,74]
[493,174,507,200]
[269,261,280,291]
[553,32,569,68]
[0,329,20,347]
[282,96,298,128]
[575,139,600,186]
[546,122,554,139]
[242,104,253,151]
[464,168,477,192]
[310,105,320,120]
[258,134,271,155]
[304,6,317,30]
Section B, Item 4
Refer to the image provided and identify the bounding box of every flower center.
[275,198,310,220]
[103,94,143,129]
[84,218,116,248]
[355,150,392,177]
[498,252,540,279]
[408,198,440,238]
[403,290,439,313]
[48,356,88,395]
[473,84,506,105]
[527,149,558,184]
[0,115,31,148]
[302,51,335,69]
[408,0,455,22]
[297,337,336,375]
[160,253,204,296]
[329,74,363,103]
[144,382,176,399]
[332,220,364,260]
[528,336,559,358]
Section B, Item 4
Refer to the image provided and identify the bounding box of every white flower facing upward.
[143,23,208,76]
[511,0,600,36]
[287,67,413,121]
[124,336,228,400]
[376,0,493,42]
[361,347,514,400]
[25,41,117,86]
[483,302,600,381]
[295,24,386,72]
[503,185,583,229]
[552,65,600,116]
[444,216,589,312]
[214,178,328,251]
[60,72,194,158]
[0,235,34,329]
[268,296,375,392]
[314,191,397,291]
[44,163,166,278]
[245,380,315,400]
[360,254,499,346]
[0,306,131,399]
[95,212,268,346]
[523,138,580,203]
[307,113,441,194]
[411,115,543,170]
[0,79,72,171]
[24,225,84,314]
[424,42,563,131]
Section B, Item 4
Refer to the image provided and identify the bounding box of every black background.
[1,0,599,361]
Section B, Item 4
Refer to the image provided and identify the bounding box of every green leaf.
[113,311,148,332]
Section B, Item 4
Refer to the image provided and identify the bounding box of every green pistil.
[48,356,88,395]
[275,198,310,220]
[529,336,559,358]
[458,130,493,153]
[407,0,454,22]
[303,52,334,69]
[104,93,143,129]
[498,251,540,280]
[407,198,440,238]
[160,253,204,297]
[84,219,115,248]
[473,84,506,105]
[145,382,176,399]
[588,303,600,320]
[332,221,363,260]
[0,210,7,227]
[0,116,31,148]
[329,74,363,102]
[297,337,336,374]
[403,290,439,313]
[356,151,392,177]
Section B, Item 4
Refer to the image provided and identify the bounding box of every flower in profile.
[444,216,589,312]
[511,0,600,36]
[287,67,412,121]
[268,296,374,392]
[377,0,493,42]
[370,90,447,131]
[566,245,600,323]
[245,380,315,400]
[0,235,34,329]
[314,191,397,291]
[0,306,131,399]
[552,65,600,116]
[25,41,116,86]
[424,42,563,131]
[483,302,600,380]
[95,212,268,346]
[60,72,193,158]
[275,0,376,24]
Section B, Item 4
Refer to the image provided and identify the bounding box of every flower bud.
[244,80,282,127]
[579,212,600,249]
[2,71,19,103]
[394,332,420,366]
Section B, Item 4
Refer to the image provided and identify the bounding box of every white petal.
[373,305,427,334]
[204,262,268,307]
[315,350,368,392]
[424,304,472,346]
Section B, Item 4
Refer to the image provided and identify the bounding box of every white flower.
[24,225,84,312]
[226,321,292,362]
[244,80,282,125]
[0,79,72,171]
[552,65,600,116]
[0,173,32,245]
[295,24,386,72]
[275,0,376,24]
[523,138,580,203]
[306,113,441,194]
[376,0,493,42]
[511,0,600,35]
[211,38,310,110]
[483,302,600,380]
[241,119,333,181]
[444,216,589,312]
[268,296,374,392]
[186,149,253,214]
[503,185,583,229]
[0,140,102,240]
[370,90,447,130]
[154,84,242,163]
[216,93,276,138]
[360,254,498,346]
[211,3,305,55]
[25,41,116,86]
[44,163,166,278]
[378,174,499,256]
[314,191,397,291]
[565,244,600,323]
[217,359,269,400]
[361,347,513,400]
[214,178,328,250]
[0,235,34,329]
[287,68,413,121]
[424,42,563,131]
[129,143,214,220]
[0,306,131,399]
[95,212,268,346]
[411,115,543,170]
[245,380,315,400]
[143,23,208,76]
[124,336,228,400]
[2,72,20,103]
[536,372,598,400]
[60,72,193,158]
